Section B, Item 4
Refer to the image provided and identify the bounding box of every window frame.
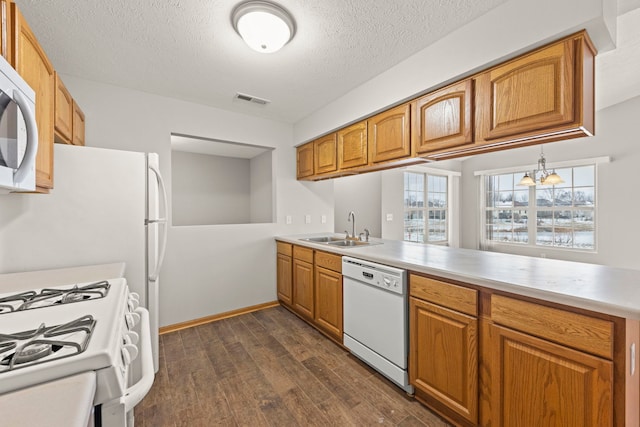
[476,156,609,253]
[403,170,450,245]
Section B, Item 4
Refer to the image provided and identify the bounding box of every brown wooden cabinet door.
[12,4,55,190]
[410,297,478,423]
[276,253,292,306]
[314,133,337,174]
[368,103,411,163]
[314,266,342,340]
[413,79,473,155]
[54,73,73,144]
[477,39,575,142]
[490,324,613,427]
[296,142,314,179]
[293,258,314,319]
[337,121,367,169]
[72,101,85,146]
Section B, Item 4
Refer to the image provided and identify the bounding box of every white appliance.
[0,274,154,427]
[0,143,168,372]
[0,55,38,193]
[342,256,413,394]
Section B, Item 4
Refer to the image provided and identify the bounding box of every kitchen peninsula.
[276,234,640,427]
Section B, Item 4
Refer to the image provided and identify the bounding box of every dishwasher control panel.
[342,256,407,295]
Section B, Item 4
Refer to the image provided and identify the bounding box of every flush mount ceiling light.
[231,1,296,53]
[517,147,565,186]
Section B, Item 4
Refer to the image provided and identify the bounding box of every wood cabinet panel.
[292,245,313,263]
[276,241,292,257]
[296,142,314,179]
[368,103,411,163]
[337,121,367,169]
[491,324,613,427]
[72,101,85,146]
[0,0,11,61]
[412,80,473,154]
[277,253,292,306]
[314,250,341,273]
[12,4,54,190]
[410,297,478,423]
[314,133,337,174]
[314,266,342,340]
[491,294,613,359]
[54,72,72,144]
[293,258,314,319]
[410,274,477,316]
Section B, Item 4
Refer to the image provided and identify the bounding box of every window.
[483,164,596,250]
[404,172,448,244]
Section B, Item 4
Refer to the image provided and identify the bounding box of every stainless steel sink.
[327,239,370,247]
[302,236,344,243]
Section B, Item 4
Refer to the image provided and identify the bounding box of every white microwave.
[0,54,37,193]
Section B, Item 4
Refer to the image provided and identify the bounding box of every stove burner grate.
[0,281,110,314]
[0,315,96,372]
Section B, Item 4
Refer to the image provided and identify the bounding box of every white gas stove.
[0,274,154,427]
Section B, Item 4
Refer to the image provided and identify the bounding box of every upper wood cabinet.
[54,72,73,144]
[337,120,368,169]
[473,32,595,150]
[72,101,85,146]
[368,103,411,163]
[412,79,473,155]
[11,3,55,191]
[296,142,314,179]
[313,132,337,175]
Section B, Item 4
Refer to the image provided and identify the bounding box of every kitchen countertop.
[0,372,96,427]
[276,234,640,320]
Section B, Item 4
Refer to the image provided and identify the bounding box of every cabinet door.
[0,0,11,61]
[477,39,575,142]
[296,142,314,179]
[314,266,342,340]
[410,297,478,423]
[72,101,85,146]
[490,324,613,427]
[54,73,73,144]
[337,121,367,169]
[293,258,314,319]
[276,254,292,306]
[314,133,337,174]
[412,79,473,154]
[12,5,55,190]
[368,103,411,163]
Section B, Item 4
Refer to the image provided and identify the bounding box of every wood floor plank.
[140,306,451,427]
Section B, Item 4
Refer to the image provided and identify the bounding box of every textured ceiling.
[14,0,507,124]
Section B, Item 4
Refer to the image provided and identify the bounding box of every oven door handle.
[121,307,155,412]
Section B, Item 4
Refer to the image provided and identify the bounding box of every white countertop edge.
[277,234,640,320]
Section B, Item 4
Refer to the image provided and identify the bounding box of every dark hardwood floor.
[134,305,451,427]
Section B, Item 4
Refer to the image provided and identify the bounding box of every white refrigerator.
[0,143,167,372]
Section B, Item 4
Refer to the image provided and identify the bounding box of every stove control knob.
[125,312,141,330]
[128,293,140,311]
[121,344,139,365]
[124,331,139,346]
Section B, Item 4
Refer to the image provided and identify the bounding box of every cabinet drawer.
[293,245,313,263]
[410,274,477,316]
[491,294,613,359]
[315,251,342,273]
[276,241,292,257]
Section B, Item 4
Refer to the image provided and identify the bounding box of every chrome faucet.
[347,211,356,239]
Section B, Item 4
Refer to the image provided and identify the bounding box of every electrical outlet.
[386,213,393,221]
[321,215,327,224]
[285,215,292,225]
[305,215,311,224]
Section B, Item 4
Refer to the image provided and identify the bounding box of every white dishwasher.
[342,256,413,394]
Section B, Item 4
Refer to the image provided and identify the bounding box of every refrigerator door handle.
[148,163,168,283]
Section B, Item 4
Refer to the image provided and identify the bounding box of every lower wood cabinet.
[276,242,293,306]
[489,324,613,427]
[314,251,342,342]
[292,246,314,320]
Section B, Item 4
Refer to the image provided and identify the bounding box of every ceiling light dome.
[232,1,296,54]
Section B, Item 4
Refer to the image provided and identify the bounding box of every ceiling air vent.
[234,92,270,105]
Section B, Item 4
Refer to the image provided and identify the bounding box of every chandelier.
[517,148,564,186]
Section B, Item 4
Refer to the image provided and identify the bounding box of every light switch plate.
[321,215,327,224]
[386,213,393,221]
[305,215,311,224]
[285,215,292,225]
